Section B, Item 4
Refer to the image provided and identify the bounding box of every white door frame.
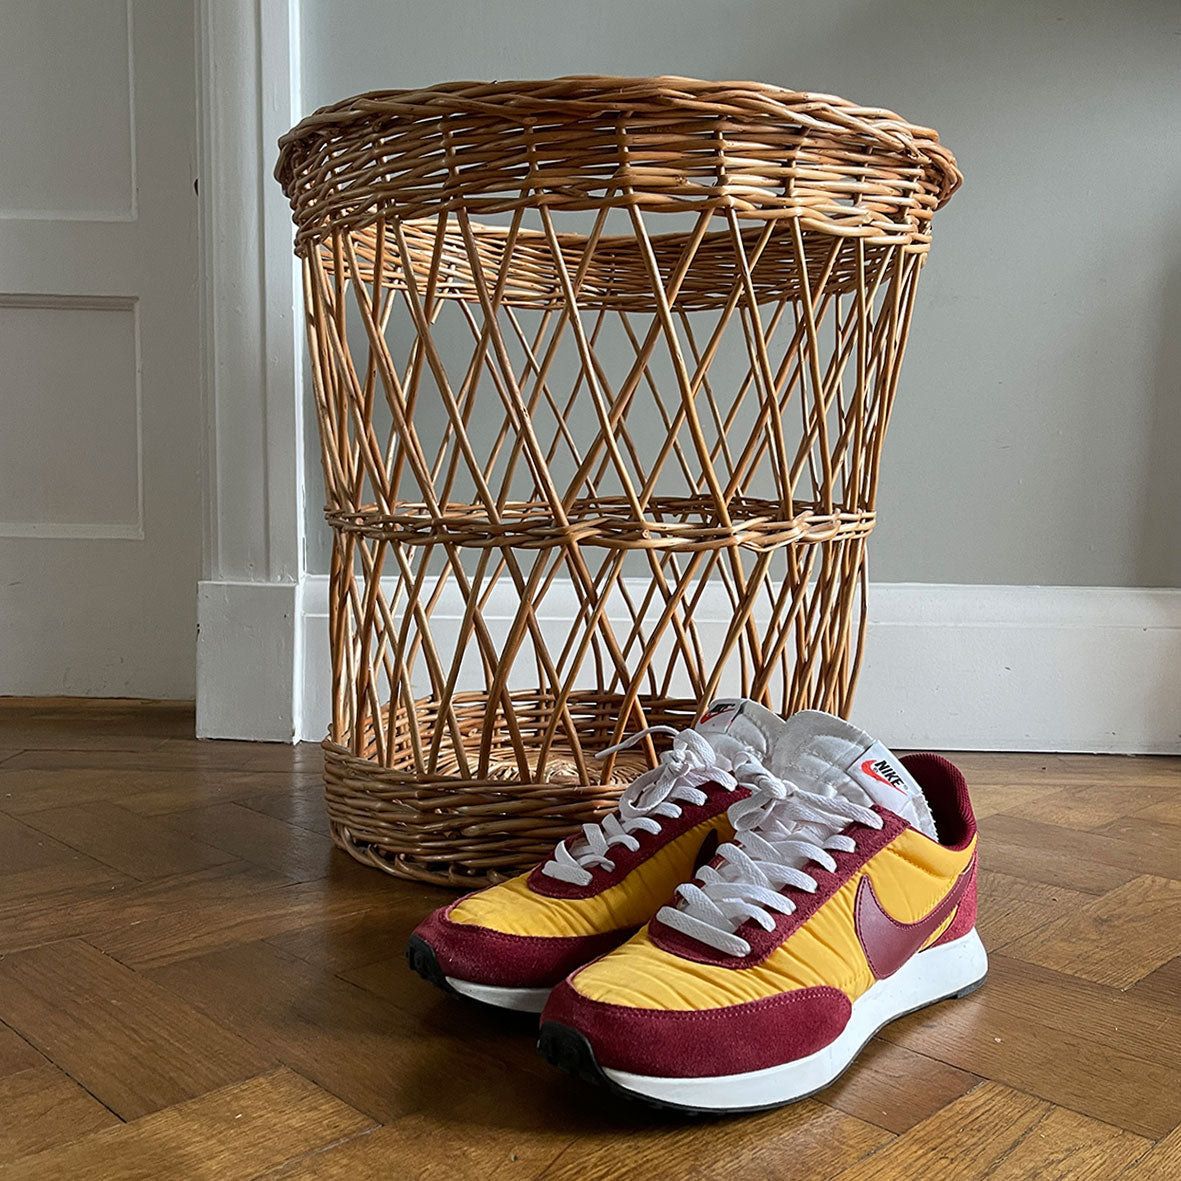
[195,0,306,740]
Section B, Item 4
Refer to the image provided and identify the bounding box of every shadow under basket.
[322,691,696,887]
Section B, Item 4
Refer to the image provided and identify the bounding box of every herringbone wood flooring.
[0,699,1178,1179]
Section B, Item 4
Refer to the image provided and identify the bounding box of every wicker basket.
[276,76,960,887]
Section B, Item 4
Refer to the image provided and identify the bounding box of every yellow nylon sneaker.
[537,707,986,1111]
[406,702,781,1012]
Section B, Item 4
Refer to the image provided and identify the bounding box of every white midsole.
[602,929,988,1110]
[444,975,551,1013]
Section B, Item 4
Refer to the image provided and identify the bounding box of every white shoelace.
[541,726,739,887]
[658,751,884,956]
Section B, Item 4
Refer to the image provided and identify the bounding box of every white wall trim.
[297,580,1181,754]
[858,584,1180,754]
[197,580,302,741]
[195,0,304,739]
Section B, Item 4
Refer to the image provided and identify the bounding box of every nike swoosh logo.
[860,758,907,794]
[692,828,720,873]
[700,704,735,725]
[854,853,976,979]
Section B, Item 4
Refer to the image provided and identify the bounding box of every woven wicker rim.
[276,75,961,248]
[323,498,876,551]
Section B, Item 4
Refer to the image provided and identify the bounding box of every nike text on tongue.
[843,739,935,837]
[860,758,908,792]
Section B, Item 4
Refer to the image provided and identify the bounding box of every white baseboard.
[855,584,1180,754]
[295,578,1180,754]
[197,579,302,741]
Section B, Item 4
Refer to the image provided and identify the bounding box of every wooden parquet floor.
[0,698,1178,1179]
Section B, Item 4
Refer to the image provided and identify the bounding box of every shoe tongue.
[695,698,783,762]
[698,701,937,839]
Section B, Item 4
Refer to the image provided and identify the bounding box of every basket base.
[321,691,698,887]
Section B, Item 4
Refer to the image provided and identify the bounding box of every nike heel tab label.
[848,739,923,807]
[698,700,742,728]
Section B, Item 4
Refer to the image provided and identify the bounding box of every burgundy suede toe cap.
[541,979,852,1077]
[412,903,635,990]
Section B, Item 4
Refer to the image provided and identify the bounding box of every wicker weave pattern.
[277,76,960,250]
[278,77,958,886]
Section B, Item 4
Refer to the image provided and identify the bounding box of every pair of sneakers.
[406,700,986,1113]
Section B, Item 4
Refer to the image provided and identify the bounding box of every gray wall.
[298,0,1181,587]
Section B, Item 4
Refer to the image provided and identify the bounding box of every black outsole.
[404,935,544,1025]
[537,972,988,1116]
[405,934,463,1000]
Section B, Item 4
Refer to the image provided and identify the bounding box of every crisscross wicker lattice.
[277,76,960,886]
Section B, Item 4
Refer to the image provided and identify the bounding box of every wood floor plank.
[159,802,336,882]
[0,1024,43,1079]
[0,1065,121,1163]
[1128,956,1181,1008]
[0,860,281,956]
[975,869,1093,949]
[0,743,320,775]
[150,737,325,773]
[1043,753,1180,787]
[977,814,1141,895]
[956,782,1049,820]
[1001,875,1181,988]
[0,764,313,818]
[1092,815,1181,865]
[0,811,113,878]
[0,698,191,751]
[0,1068,376,1181]
[817,1037,982,1134]
[537,1097,889,1180]
[119,770,322,817]
[980,954,1181,1072]
[0,940,275,1119]
[1003,780,1179,831]
[272,1068,887,1181]
[829,1081,1149,1180]
[90,862,385,970]
[236,780,333,836]
[1131,797,1181,828]
[0,731,171,754]
[1115,1124,1181,1180]
[941,752,1066,781]
[264,881,443,975]
[980,814,1181,883]
[951,752,1181,790]
[19,801,235,881]
[145,939,548,1125]
[336,954,404,1000]
[257,1122,551,1180]
[877,990,1181,1138]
